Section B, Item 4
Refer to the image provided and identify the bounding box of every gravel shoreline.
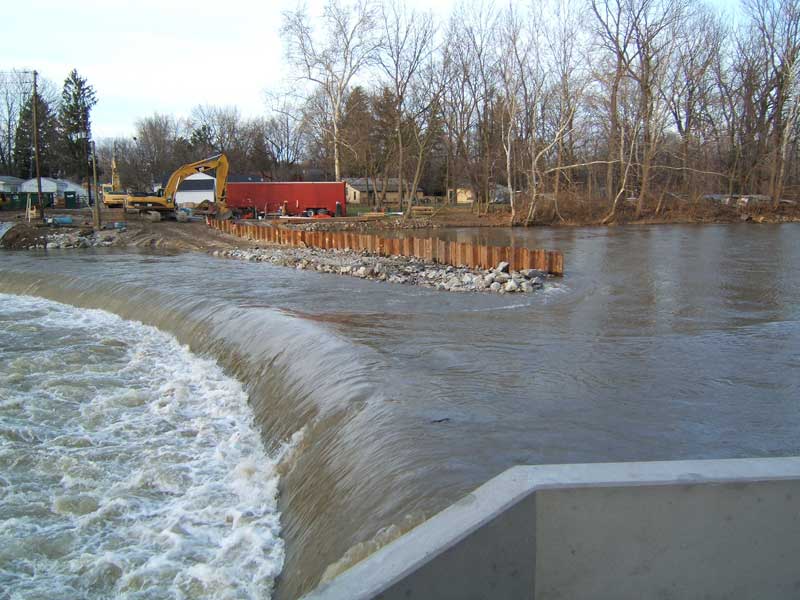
[211,246,551,293]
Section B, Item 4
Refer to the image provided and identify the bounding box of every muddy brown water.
[1,223,799,598]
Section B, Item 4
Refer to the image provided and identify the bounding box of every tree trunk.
[553,136,564,222]
[636,74,652,218]
[606,63,623,206]
[333,109,341,182]
[398,114,407,215]
[506,138,515,226]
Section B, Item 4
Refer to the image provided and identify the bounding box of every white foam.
[0,293,286,599]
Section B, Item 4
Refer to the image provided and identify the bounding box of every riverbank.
[298,202,800,233]
[0,212,550,294]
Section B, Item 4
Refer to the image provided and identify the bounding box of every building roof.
[20,177,66,193]
[156,173,265,192]
[0,175,23,185]
[344,178,422,193]
[176,179,215,192]
[58,180,87,194]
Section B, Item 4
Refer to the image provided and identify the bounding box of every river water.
[1,223,798,598]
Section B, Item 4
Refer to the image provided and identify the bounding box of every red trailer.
[226,182,346,217]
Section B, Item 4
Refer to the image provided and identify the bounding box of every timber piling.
[209,220,564,276]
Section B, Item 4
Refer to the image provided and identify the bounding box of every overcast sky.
[3,0,738,140]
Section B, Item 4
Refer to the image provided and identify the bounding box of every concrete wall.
[303,458,800,600]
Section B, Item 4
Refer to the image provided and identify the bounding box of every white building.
[0,175,23,194]
[174,173,216,207]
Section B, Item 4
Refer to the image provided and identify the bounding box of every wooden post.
[422,238,432,262]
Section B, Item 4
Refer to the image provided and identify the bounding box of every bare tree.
[406,53,448,214]
[129,113,189,189]
[0,71,57,175]
[377,0,435,210]
[663,6,723,196]
[281,0,379,181]
[743,0,800,205]
[544,0,588,221]
[590,0,636,207]
[0,71,30,172]
[497,4,527,224]
[263,91,310,179]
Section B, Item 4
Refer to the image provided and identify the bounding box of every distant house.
[449,187,475,204]
[0,175,23,194]
[344,178,423,205]
[448,185,511,205]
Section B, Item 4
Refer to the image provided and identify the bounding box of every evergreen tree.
[13,93,58,179]
[57,69,97,182]
[339,87,374,177]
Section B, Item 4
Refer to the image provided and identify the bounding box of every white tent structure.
[59,180,89,199]
[20,178,67,195]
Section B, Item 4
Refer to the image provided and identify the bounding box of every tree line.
[6,0,799,223]
[1,69,97,185]
[277,0,800,221]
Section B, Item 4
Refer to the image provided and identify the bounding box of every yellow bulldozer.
[126,153,230,219]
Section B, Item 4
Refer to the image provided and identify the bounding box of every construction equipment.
[126,153,230,219]
[102,144,126,208]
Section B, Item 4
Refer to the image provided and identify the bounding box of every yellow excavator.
[102,145,126,208]
[126,153,230,219]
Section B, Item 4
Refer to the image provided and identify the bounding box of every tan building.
[345,178,424,206]
[448,187,475,204]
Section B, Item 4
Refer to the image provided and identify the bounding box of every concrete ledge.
[303,458,800,600]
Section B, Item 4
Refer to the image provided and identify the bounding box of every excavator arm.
[162,153,229,208]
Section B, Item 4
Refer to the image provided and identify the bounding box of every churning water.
[0,294,285,599]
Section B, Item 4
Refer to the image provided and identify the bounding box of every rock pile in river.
[0,223,124,250]
[44,230,121,249]
[211,246,549,293]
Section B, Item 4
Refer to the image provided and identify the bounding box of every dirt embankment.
[0,208,257,252]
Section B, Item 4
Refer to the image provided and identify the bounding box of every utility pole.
[32,70,44,222]
[84,113,93,217]
[91,141,100,228]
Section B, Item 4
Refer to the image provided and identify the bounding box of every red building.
[226,182,346,217]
